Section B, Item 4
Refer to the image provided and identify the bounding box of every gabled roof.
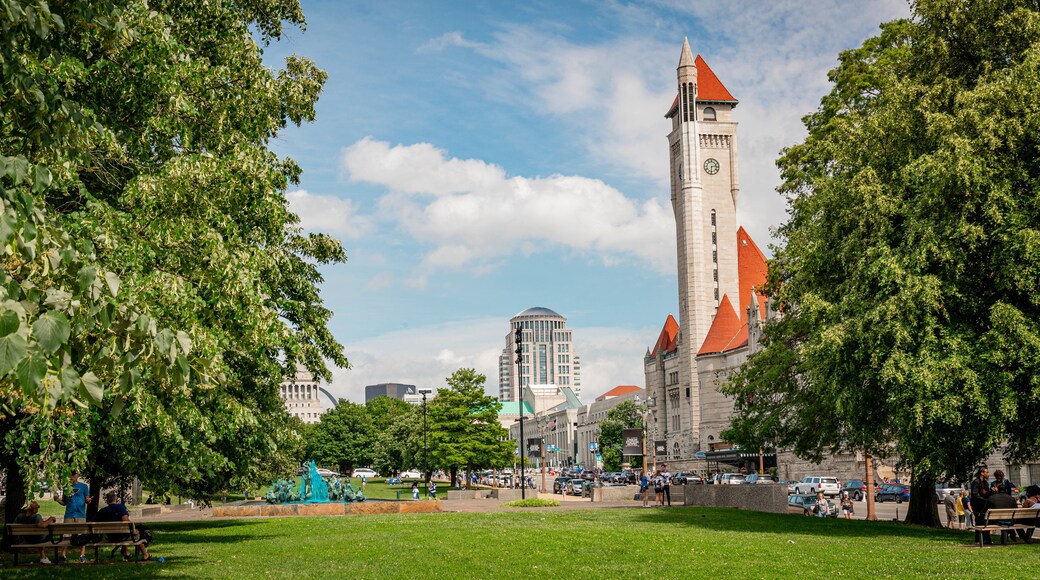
[666,54,738,116]
[596,385,642,401]
[697,295,748,355]
[649,314,680,357]
[737,227,768,321]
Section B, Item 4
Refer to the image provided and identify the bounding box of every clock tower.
[664,38,740,450]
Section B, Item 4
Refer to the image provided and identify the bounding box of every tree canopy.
[596,401,643,472]
[307,401,373,475]
[428,369,513,483]
[723,0,1040,526]
[1,0,345,520]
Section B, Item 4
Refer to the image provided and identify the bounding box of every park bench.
[972,508,1040,546]
[5,521,148,565]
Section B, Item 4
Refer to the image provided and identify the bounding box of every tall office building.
[498,307,581,402]
[365,383,416,404]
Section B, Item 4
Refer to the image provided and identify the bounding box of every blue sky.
[265,0,911,403]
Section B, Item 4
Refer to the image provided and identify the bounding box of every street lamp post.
[540,417,548,493]
[514,325,525,500]
[635,395,655,478]
[419,388,432,485]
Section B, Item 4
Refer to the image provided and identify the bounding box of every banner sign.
[655,440,667,457]
[622,428,643,456]
[527,438,543,458]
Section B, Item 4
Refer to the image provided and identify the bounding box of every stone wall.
[211,501,443,518]
[682,484,787,514]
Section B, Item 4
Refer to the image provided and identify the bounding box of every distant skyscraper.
[280,368,327,424]
[498,307,581,402]
[365,383,417,404]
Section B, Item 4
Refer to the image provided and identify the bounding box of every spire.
[678,36,695,68]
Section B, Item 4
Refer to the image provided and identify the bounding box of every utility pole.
[515,325,525,500]
[865,452,877,521]
[418,389,432,486]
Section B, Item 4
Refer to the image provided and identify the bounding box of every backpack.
[137,525,153,545]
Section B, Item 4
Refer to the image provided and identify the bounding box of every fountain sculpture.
[265,459,365,504]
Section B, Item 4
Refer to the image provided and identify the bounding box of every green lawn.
[2,506,1034,578]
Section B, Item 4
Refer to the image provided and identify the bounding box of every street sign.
[589,442,598,452]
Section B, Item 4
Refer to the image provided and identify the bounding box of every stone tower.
[664,38,740,450]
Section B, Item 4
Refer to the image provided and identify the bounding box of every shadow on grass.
[633,506,975,545]
[0,557,200,579]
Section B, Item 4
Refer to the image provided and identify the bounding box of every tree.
[596,401,643,472]
[1,0,345,523]
[307,401,373,475]
[428,369,513,487]
[722,0,1040,526]
[367,397,422,477]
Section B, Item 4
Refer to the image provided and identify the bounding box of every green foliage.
[503,498,560,507]
[723,0,1040,525]
[308,401,373,474]
[0,0,346,505]
[597,401,643,471]
[428,369,514,475]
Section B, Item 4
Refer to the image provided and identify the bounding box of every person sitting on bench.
[987,491,1031,543]
[93,492,152,561]
[14,501,57,564]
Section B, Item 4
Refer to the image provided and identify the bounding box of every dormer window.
[703,106,717,121]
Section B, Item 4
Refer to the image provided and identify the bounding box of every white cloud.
[323,318,656,405]
[286,189,374,238]
[428,1,911,249]
[342,138,676,273]
[417,31,485,53]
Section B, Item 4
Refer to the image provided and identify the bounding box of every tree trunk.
[865,453,877,521]
[87,470,103,521]
[904,469,941,527]
[2,452,27,531]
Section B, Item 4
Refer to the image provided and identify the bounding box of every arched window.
[703,106,716,121]
[672,442,681,459]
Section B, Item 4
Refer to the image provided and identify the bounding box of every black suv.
[673,471,702,485]
[841,479,875,501]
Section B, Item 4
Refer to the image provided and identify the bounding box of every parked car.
[617,470,638,484]
[935,483,964,503]
[566,479,585,496]
[399,470,422,480]
[841,479,876,501]
[743,474,776,485]
[778,480,798,494]
[794,476,841,497]
[351,468,379,478]
[718,473,746,485]
[553,477,572,494]
[876,483,911,503]
[788,494,838,517]
[673,471,703,485]
[316,468,340,477]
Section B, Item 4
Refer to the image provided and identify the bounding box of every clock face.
[704,158,720,175]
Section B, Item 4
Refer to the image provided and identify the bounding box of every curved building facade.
[498,307,581,402]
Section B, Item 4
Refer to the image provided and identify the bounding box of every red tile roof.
[737,227,769,321]
[649,314,680,357]
[697,295,748,355]
[666,54,738,116]
[695,55,737,102]
[596,385,643,401]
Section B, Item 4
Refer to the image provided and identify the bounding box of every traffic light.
[514,327,522,364]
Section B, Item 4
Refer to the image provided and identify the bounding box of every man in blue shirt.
[57,471,92,563]
[95,491,151,561]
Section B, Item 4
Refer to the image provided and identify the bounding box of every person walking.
[411,481,420,500]
[640,472,650,508]
[56,471,92,563]
[815,492,829,518]
[427,480,437,499]
[970,466,994,545]
[840,492,854,519]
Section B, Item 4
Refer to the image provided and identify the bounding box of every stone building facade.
[498,307,581,402]
[279,369,327,424]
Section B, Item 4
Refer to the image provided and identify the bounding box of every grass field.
[3,505,1035,578]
